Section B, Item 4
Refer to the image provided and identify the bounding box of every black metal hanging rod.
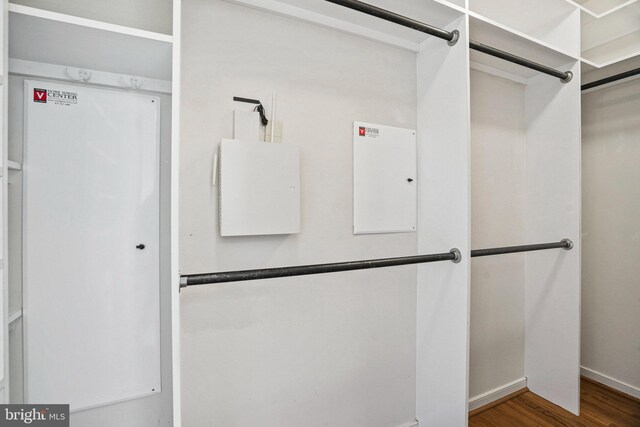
[179,239,573,287]
[581,67,640,91]
[471,239,573,258]
[324,0,572,83]
[324,0,460,45]
[180,249,462,288]
[469,41,572,83]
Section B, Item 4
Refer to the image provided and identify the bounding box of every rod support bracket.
[180,276,188,288]
[561,238,574,250]
[448,30,460,46]
[450,248,462,263]
[561,71,573,84]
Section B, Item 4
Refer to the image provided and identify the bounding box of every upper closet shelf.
[582,32,640,68]
[7,161,22,171]
[580,2,640,68]
[223,0,464,52]
[468,0,580,59]
[469,17,577,84]
[9,4,173,81]
[568,0,638,17]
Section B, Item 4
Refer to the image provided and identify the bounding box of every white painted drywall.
[469,69,526,399]
[7,74,174,426]
[10,0,172,34]
[581,77,640,393]
[179,0,418,426]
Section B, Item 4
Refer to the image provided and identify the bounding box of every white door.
[23,80,161,411]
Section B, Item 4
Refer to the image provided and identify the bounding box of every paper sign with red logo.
[34,88,47,103]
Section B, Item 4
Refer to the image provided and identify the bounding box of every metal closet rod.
[581,67,640,91]
[324,0,459,44]
[179,239,573,287]
[180,249,462,287]
[324,0,572,83]
[471,238,573,258]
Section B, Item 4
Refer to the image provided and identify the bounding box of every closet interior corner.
[468,12,581,414]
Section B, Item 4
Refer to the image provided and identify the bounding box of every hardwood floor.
[470,377,640,426]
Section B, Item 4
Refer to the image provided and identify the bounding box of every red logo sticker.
[34,88,47,103]
[358,127,366,136]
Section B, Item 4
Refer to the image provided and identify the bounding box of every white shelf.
[469,16,578,83]
[579,2,640,67]
[8,4,172,43]
[468,0,580,58]
[569,0,638,17]
[8,310,22,325]
[224,0,464,53]
[7,161,21,171]
[9,4,173,81]
[582,30,640,67]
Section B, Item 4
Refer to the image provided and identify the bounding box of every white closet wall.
[180,2,420,426]
[581,76,640,397]
[469,70,526,399]
[180,0,583,425]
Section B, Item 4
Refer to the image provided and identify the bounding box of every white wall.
[10,0,173,34]
[581,77,640,393]
[469,70,526,398]
[7,74,174,426]
[179,1,418,426]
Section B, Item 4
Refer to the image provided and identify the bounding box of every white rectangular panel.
[220,140,300,236]
[524,62,581,415]
[353,121,416,234]
[233,110,261,142]
[23,80,161,412]
[416,16,471,426]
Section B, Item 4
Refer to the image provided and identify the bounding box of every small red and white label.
[34,88,47,103]
[358,126,380,138]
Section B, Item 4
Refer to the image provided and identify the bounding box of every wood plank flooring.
[470,377,640,426]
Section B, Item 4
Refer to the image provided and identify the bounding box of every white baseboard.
[581,366,640,400]
[396,421,418,427]
[468,378,528,412]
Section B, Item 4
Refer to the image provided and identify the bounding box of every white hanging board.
[353,121,417,234]
[219,139,300,236]
[23,80,161,412]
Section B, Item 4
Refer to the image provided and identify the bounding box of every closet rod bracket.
[447,30,460,46]
[561,238,574,250]
[450,248,462,263]
[561,71,573,84]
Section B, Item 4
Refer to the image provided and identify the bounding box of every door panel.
[23,80,160,411]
